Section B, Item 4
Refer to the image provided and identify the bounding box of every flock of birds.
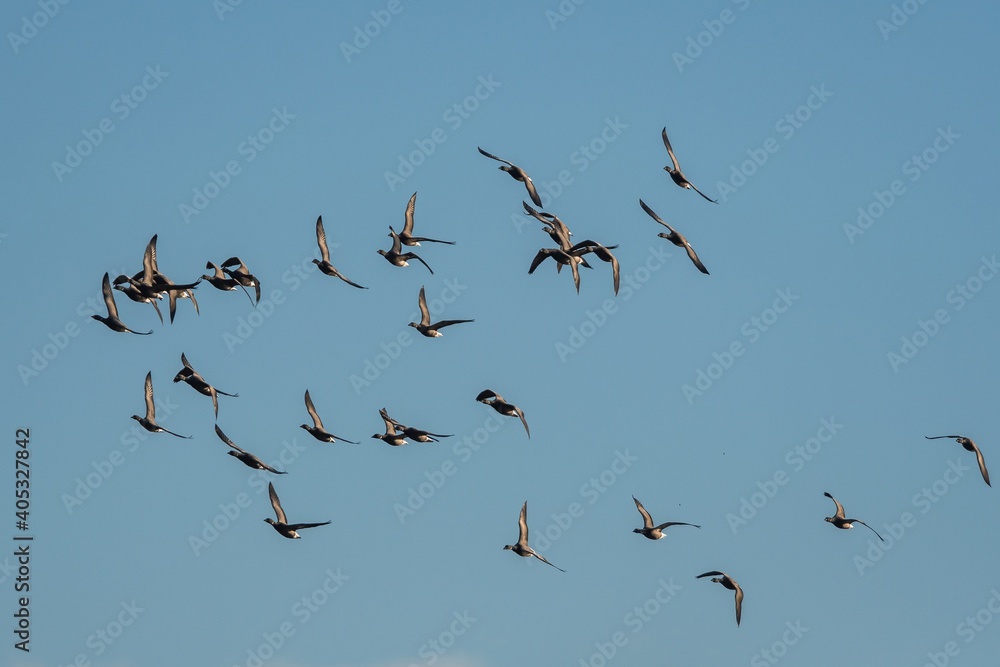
[88,127,990,629]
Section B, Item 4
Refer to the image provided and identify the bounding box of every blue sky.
[4,2,1000,665]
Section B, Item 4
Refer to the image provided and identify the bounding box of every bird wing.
[733,582,743,626]
[388,226,403,255]
[409,252,434,274]
[633,496,654,529]
[925,435,964,440]
[214,424,245,454]
[268,482,287,524]
[477,146,512,167]
[315,216,331,263]
[417,286,430,326]
[656,521,700,530]
[684,239,710,274]
[304,390,324,430]
[523,175,542,208]
[286,520,331,531]
[516,406,530,438]
[518,501,529,546]
[697,571,725,579]
[854,519,885,542]
[661,127,680,171]
[141,234,157,284]
[528,249,553,275]
[972,442,991,486]
[639,198,674,233]
[102,273,120,320]
[476,389,497,402]
[403,192,417,236]
[688,181,719,204]
[824,492,846,519]
[180,352,194,370]
[143,371,155,421]
[533,552,566,572]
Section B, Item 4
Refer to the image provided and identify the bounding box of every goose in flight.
[131,371,190,438]
[93,273,153,335]
[264,482,330,539]
[214,425,286,474]
[503,501,565,572]
[478,147,543,207]
[378,226,434,274]
[631,496,700,540]
[925,435,990,486]
[697,571,743,626]
[300,390,358,444]
[639,199,710,274]
[312,216,367,289]
[476,389,529,438]
[823,492,884,541]
[397,192,455,246]
[409,286,473,337]
[172,352,238,418]
[661,127,717,203]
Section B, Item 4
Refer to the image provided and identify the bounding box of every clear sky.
[4,2,1000,666]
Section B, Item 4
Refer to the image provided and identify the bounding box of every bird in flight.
[264,482,330,539]
[639,199,710,274]
[379,226,434,274]
[823,492,884,541]
[631,496,700,540]
[93,272,153,335]
[372,408,410,447]
[131,371,190,438]
[409,286,473,337]
[925,435,990,486]
[397,192,455,246]
[220,256,262,304]
[214,425,286,474]
[503,501,565,572]
[476,389,530,438]
[380,408,452,443]
[313,216,367,289]
[478,146,543,207]
[300,390,358,444]
[661,127,717,203]
[697,571,743,626]
[172,352,238,418]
